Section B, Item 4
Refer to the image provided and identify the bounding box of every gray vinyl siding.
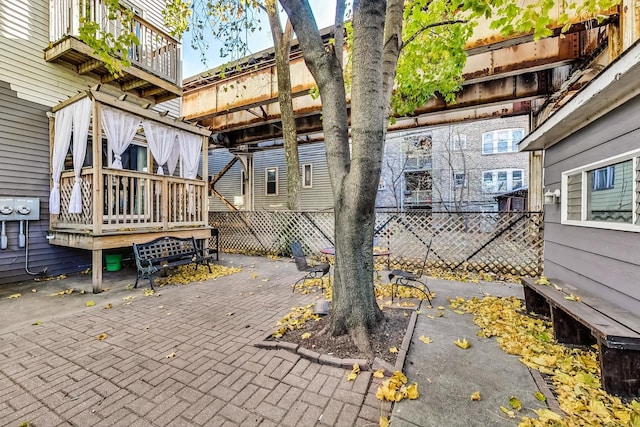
[543,94,640,313]
[0,80,90,285]
[253,143,332,211]
[207,149,243,211]
[207,144,333,212]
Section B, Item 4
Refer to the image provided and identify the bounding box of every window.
[592,166,615,191]
[563,155,636,229]
[302,164,312,188]
[482,169,524,193]
[378,178,386,190]
[265,167,278,195]
[482,129,525,154]
[512,170,523,190]
[451,134,467,150]
[405,154,432,169]
[453,172,466,187]
[240,170,246,196]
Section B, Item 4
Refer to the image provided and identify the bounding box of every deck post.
[92,249,103,293]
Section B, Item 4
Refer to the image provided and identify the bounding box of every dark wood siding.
[543,94,640,313]
[0,80,89,285]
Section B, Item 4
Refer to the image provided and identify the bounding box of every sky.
[182,2,337,79]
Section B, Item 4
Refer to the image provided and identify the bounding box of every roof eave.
[519,41,640,152]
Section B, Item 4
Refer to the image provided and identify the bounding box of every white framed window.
[405,154,432,169]
[302,164,313,188]
[482,129,525,154]
[378,178,386,190]
[265,167,278,195]
[482,169,524,193]
[562,150,638,231]
[451,134,467,150]
[453,172,466,187]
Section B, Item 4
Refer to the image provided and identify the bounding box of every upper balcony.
[45,0,182,103]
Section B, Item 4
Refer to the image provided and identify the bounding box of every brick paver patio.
[0,255,391,426]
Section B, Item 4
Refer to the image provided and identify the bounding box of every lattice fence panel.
[210,211,543,276]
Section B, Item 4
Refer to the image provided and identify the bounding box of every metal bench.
[521,277,640,397]
[133,236,211,289]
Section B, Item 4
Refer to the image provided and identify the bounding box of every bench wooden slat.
[521,278,640,347]
[549,279,640,336]
[521,277,640,397]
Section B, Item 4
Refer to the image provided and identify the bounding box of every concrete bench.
[133,236,211,289]
[521,277,640,397]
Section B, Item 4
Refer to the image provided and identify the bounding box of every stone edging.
[254,308,419,374]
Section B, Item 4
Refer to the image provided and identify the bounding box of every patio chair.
[388,239,433,305]
[291,240,330,293]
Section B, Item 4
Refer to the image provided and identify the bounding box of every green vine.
[78,0,139,77]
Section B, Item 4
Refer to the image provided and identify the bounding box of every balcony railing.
[53,169,206,233]
[404,190,432,207]
[48,0,181,86]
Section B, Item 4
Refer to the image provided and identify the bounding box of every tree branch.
[401,19,468,51]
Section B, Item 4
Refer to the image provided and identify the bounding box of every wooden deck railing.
[49,0,181,85]
[53,169,206,233]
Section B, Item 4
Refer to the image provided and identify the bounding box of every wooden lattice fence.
[208,211,544,277]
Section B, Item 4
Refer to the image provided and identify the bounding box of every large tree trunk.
[266,5,300,211]
[280,0,391,357]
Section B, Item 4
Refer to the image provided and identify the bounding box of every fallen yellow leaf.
[389,347,399,354]
[470,391,481,401]
[373,369,385,379]
[166,352,176,359]
[379,416,389,427]
[97,333,108,340]
[509,396,522,411]
[104,303,113,309]
[535,276,550,285]
[7,293,21,299]
[454,338,471,349]
[500,405,516,419]
[534,391,546,402]
[301,332,311,340]
[564,294,581,302]
[419,336,432,344]
[347,363,360,381]
[406,382,419,399]
[85,300,95,307]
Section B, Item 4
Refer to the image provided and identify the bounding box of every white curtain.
[68,98,92,214]
[143,120,177,175]
[168,141,180,176]
[178,131,202,215]
[49,105,74,214]
[101,106,140,169]
[178,131,202,179]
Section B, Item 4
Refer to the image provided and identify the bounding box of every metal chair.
[291,240,330,293]
[388,239,433,304]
